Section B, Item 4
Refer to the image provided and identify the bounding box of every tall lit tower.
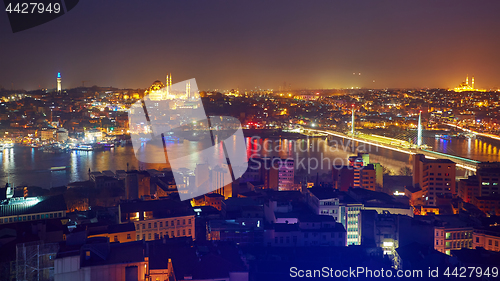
[466,75,469,86]
[417,110,422,148]
[186,81,191,99]
[472,75,475,89]
[57,72,62,92]
[166,73,172,88]
[165,73,172,98]
[351,104,355,135]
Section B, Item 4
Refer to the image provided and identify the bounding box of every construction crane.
[82,80,90,87]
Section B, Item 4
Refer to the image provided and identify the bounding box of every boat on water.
[435,134,452,140]
[72,144,94,151]
[102,142,115,148]
[1,140,14,148]
[50,166,70,171]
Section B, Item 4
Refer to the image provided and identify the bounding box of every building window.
[177,220,180,226]
[142,224,145,229]
[177,230,180,237]
[148,233,151,240]
[137,235,140,241]
[183,219,186,225]
[127,234,131,239]
[148,223,151,229]
[154,222,157,228]
[188,219,191,224]
[159,222,163,228]
[182,229,186,236]
[142,234,145,240]
[171,221,174,226]
[171,231,174,237]
[114,236,118,242]
[188,229,191,235]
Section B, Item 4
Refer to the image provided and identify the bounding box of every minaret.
[186,81,191,99]
[57,72,62,92]
[472,75,475,89]
[466,75,469,86]
[351,104,355,135]
[417,111,422,148]
[167,73,172,98]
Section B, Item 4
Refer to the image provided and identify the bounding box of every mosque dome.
[147,80,165,92]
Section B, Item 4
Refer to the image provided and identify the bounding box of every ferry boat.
[1,139,14,148]
[50,166,70,171]
[435,134,452,140]
[102,142,115,148]
[72,144,94,151]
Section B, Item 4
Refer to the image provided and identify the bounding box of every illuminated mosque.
[453,75,485,92]
[145,74,196,101]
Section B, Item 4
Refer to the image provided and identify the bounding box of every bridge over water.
[301,128,479,172]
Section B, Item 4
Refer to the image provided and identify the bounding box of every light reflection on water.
[1,134,499,189]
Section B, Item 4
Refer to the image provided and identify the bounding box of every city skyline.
[1,0,500,90]
[2,1,500,280]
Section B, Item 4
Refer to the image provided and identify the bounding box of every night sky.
[1,0,499,91]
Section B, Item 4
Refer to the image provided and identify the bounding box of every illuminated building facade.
[118,199,196,241]
[473,229,500,252]
[278,158,295,191]
[453,75,485,92]
[57,72,61,92]
[87,223,136,243]
[144,74,199,101]
[434,226,473,255]
[412,154,456,207]
[348,153,376,191]
[133,215,195,241]
[305,188,363,245]
[146,80,166,100]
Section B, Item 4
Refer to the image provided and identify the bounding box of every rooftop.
[0,194,67,217]
[119,199,194,218]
